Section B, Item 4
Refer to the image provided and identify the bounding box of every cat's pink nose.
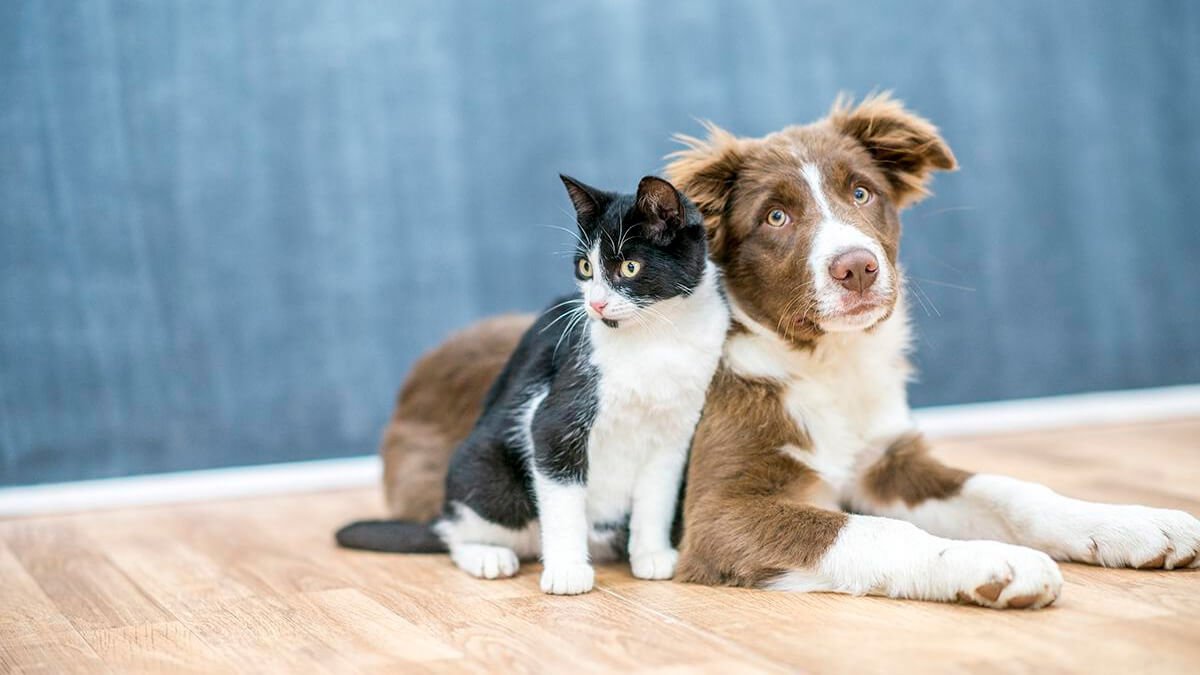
[589,300,608,314]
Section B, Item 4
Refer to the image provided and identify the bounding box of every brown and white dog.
[376,95,1200,608]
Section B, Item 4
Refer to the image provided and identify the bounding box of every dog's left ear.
[829,93,957,209]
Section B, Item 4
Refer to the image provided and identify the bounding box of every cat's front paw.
[1048,505,1200,569]
[630,549,678,580]
[540,563,594,595]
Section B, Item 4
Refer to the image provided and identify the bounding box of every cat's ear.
[560,174,609,225]
[634,176,687,245]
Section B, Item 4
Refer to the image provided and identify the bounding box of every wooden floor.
[3,419,1199,674]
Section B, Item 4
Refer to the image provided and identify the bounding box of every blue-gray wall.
[2,1,1198,486]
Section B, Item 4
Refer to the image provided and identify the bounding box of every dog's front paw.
[540,563,594,595]
[630,549,678,580]
[1052,505,1200,569]
[939,541,1062,609]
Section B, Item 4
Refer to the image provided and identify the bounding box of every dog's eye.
[853,186,872,205]
[619,260,642,278]
[765,208,791,228]
[577,259,592,278]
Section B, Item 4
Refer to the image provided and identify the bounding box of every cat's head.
[560,175,708,328]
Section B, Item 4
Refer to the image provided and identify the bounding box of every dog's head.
[666,94,956,345]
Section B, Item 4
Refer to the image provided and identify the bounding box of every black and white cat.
[336,175,729,594]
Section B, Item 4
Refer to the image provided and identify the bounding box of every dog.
[373,94,1200,608]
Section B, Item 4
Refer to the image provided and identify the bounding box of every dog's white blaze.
[800,163,837,221]
[799,163,893,331]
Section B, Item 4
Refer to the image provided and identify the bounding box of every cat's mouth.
[601,318,619,329]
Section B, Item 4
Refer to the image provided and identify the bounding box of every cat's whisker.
[537,222,588,250]
[551,312,582,358]
[553,308,589,360]
[539,302,587,334]
[539,298,585,315]
[640,305,678,330]
[602,226,618,254]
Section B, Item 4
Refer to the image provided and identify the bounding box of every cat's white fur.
[442,259,730,595]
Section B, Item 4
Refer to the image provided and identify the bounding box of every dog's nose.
[829,249,879,293]
[589,300,608,314]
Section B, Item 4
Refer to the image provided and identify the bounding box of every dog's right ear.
[665,122,745,261]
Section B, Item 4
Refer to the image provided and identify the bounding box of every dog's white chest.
[724,309,914,498]
[781,367,910,495]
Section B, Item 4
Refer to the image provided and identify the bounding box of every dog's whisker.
[908,276,976,292]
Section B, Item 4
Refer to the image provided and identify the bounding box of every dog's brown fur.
[859,433,971,507]
[674,364,847,587]
[382,314,531,520]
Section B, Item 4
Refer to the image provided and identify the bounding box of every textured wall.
[2,1,1198,486]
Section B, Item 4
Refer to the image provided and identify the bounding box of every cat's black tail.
[334,519,448,553]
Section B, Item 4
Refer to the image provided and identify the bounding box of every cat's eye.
[619,260,642,278]
[765,208,791,228]
[577,259,593,278]
[853,186,872,205]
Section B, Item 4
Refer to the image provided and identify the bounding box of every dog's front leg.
[680,495,1062,609]
[771,511,1063,608]
[850,433,1200,569]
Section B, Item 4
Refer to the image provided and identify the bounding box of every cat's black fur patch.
[565,174,708,307]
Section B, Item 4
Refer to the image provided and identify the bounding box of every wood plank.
[0,542,108,674]
[1,519,172,633]
[285,588,462,667]
[81,621,229,674]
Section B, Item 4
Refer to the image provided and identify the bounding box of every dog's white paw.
[938,541,1063,609]
[1047,504,1200,569]
[630,549,678,580]
[540,562,594,595]
[451,544,520,579]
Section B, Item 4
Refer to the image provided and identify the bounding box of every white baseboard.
[0,456,381,518]
[913,383,1200,438]
[2,384,1198,518]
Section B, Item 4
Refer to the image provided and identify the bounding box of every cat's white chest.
[582,288,728,525]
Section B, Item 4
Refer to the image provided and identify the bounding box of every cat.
[336,174,730,594]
